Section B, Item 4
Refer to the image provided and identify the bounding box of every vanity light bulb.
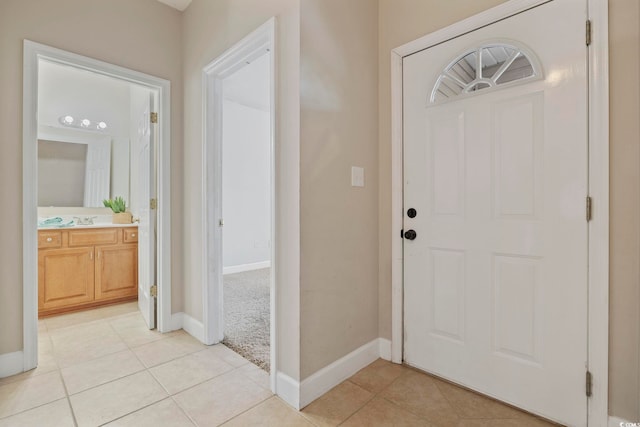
[63,115,74,125]
[81,119,91,128]
[97,121,107,130]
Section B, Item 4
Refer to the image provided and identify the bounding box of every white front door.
[403,1,588,425]
[137,93,156,329]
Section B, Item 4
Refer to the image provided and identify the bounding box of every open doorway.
[35,59,154,322]
[202,19,276,385]
[22,41,172,372]
[220,53,272,371]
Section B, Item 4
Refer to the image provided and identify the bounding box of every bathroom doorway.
[22,41,173,372]
[35,59,153,321]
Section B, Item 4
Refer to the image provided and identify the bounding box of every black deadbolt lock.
[404,229,417,240]
[407,208,417,218]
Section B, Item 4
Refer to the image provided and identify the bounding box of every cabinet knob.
[131,233,136,238]
[46,237,52,242]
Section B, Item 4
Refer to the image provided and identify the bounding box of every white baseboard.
[223,261,271,275]
[299,338,382,409]
[182,313,205,343]
[378,338,392,361]
[276,371,301,409]
[170,312,205,343]
[0,351,24,378]
[169,312,184,331]
[609,416,634,427]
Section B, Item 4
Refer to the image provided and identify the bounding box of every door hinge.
[150,198,157,210]
[150,285,158,298]
[150,112,158,124]
[586,20,592,46]
[586,196,592,221]
[586,370,593,397]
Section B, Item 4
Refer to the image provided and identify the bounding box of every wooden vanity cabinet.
[38,226,138,317]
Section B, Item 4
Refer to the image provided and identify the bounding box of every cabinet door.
[38,247,95,311]
[95,244,138,301]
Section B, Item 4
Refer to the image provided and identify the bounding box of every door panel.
[137,92,156,329]
[403,1,588,425]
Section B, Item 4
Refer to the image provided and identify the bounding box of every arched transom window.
[430,43,541,104]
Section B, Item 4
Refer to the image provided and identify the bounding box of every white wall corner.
[299,339,381,409]
[378,338,392,361]
[609,416,633,427]
[0,351,25,378]
[276,371,301,410]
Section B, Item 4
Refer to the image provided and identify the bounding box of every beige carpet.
[222,268,270,371]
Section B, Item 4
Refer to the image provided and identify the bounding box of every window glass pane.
[430,43,539,104]
[495,55,534,84]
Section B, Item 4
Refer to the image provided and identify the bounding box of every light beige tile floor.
[0,302,559,426]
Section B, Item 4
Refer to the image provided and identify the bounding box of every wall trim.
[378,338,392,361]
[276,371,301,410]
[22,40,173,375]
[169,312,184,332]
[390,0,609,425]
[276,338,390,410]
[223,260,271,275]
[181,313,205,343]
[0,351,24,378]
[299,338,381,409]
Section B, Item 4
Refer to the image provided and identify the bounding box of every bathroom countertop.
[38,223,138,230]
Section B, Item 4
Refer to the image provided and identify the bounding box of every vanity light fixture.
[58,115,108,131]
[60,115,74,125]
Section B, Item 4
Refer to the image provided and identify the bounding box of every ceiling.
[156,0,192,11]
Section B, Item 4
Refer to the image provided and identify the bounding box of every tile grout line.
[56,368,80,427]
[213,394,274,427]
[94,395,170,427]
[374,369,441,424]
[335,380,382,426]
[169,395,199,427]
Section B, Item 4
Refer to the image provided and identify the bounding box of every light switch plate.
[351,166,365,187]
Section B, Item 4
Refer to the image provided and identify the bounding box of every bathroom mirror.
[37,126,130,208]
[37,59,138,209]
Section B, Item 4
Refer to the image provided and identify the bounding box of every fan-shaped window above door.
[430,42,542,104]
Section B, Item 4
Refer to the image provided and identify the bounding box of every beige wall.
[299,0,379,379]
[0,0,183,356]
[378,0,640,420]
[182,0,301,380]
[609,0,640,420]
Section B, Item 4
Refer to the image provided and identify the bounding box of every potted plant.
[103,196,132,224]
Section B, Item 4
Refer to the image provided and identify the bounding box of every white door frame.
[390,0,609,425]
[22,40,173,370]
[202,18,277,391]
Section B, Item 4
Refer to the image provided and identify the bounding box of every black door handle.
[404,229,417,240]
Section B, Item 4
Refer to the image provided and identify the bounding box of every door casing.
[389,0,609,425]
[22,40,173,371]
